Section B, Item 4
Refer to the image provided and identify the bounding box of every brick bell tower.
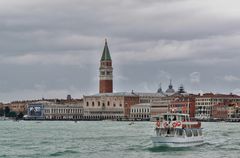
[99,39,113,93]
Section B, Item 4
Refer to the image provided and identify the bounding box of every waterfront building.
[227,103,240,119]
[130,103,151,120]
[169,95,196,118]
[4,101,30,114]
[44,102,84,120]
[26,100,84,120]
[212,102,240,120]
[212,103,228,120]
[83,92,139,120]
[195,93,240,120]
[150,96,175,116]
[135,92,164,103]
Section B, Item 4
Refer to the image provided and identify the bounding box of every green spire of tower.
[101,39,111,61]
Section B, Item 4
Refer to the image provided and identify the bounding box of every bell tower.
[99,39,113,93]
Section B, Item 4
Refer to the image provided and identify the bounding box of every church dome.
[157,83,163,93]
[165,80,175,94]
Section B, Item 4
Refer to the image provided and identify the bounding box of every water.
[0,121,239,158]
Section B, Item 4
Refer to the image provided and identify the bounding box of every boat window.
[199,129,202,136]
[173,115,177,121]
[193,129,198,136]
[177,115,181,121]
[160,117,163,122]
[181,116,185,121]
[185,129,193,137]
[176,129,183,136]
[164,115,167,121]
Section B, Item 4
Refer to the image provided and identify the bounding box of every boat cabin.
[155,113,190,122]
[153,113,201,129]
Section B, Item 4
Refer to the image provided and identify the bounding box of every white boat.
[151,113,204,147]
[128,121,134,125]
[0,116,10,121]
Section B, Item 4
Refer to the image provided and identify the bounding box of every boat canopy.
[153,113,190,122]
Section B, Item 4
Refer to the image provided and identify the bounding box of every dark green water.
[0,121,239,158]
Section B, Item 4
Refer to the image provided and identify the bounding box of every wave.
[49,150,79,157]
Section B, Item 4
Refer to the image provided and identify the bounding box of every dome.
[166,88,175,93]
[157,83,163,93]
[165,80,175,94]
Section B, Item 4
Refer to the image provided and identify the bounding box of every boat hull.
[151,136,204,147]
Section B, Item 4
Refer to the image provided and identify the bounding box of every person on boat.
[156,118,161,128]
[173,116,176,121]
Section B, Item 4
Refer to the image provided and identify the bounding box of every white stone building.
[83,92,139,120]
[26,101,84,120]
[130,103,151,120]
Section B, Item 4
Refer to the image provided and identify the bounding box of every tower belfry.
[99,39,113,93]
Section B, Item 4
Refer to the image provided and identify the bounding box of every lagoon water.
[0,121,239,158]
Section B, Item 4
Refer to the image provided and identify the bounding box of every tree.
[8,111,17,117]
[0,108,4,116]
[4,106,10,116]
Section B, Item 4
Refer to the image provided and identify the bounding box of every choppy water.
[0,121,239,158]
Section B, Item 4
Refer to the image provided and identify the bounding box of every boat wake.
[147,146,191,152]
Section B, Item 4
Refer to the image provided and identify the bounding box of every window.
[86,102,89,106]
[120,104,122,107]
[98,102,100,106]
[107,101,110,106]
[92,102,94,106]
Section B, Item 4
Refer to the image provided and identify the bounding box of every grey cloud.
[0,0,240,102]
[190,72,200,84]
[224,75,240,82]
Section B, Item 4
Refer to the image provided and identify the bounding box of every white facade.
[195,97,213,119]
[27,101,84,120]
[83,92,137,120]
[130,103,151,120]
[44,104,84,120]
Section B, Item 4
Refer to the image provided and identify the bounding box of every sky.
[0,0,240,102]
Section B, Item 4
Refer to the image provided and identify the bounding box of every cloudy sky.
[0,0,240,102]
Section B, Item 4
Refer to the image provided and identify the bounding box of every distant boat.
[128,121,134,125]
[151,113,204,147]
[0,116,10,121]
